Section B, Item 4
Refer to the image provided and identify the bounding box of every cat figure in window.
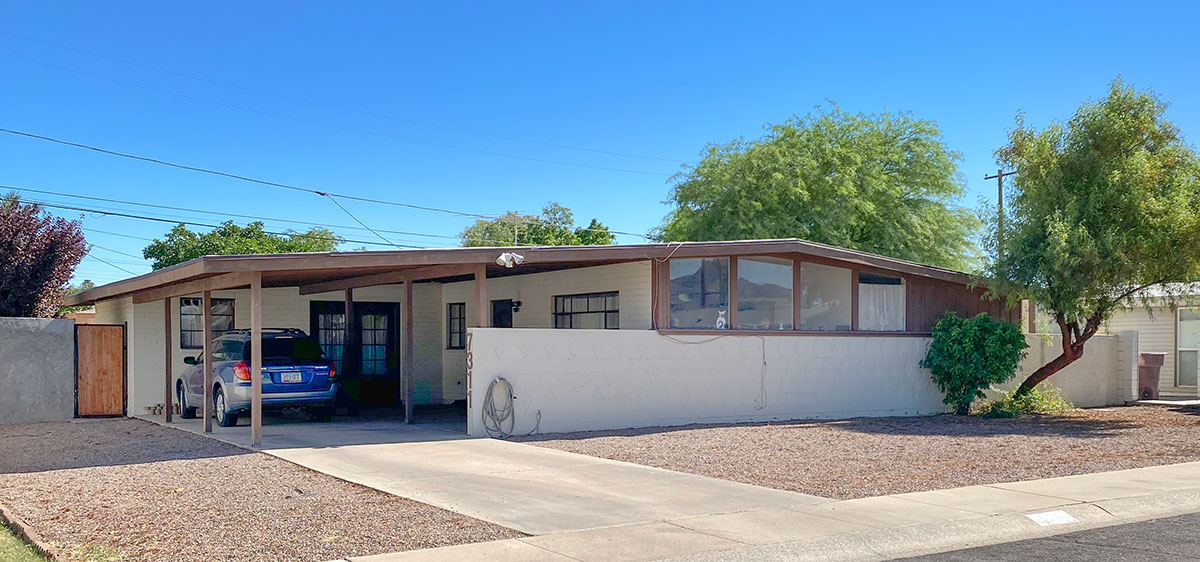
[715,309,727,330]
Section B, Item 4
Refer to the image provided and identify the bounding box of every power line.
[83,251,138,275]
[8,184,461,239]
[37,200,423,248]
[0,127,498,218]
[88,242,146,260]
[0,51,672,177]
[0,29,683,164]
[13,187,524,247]
[323,194,401,249]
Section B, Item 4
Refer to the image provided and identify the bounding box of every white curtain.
[858,283,906,331]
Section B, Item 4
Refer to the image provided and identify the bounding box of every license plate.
[280,371,303,384]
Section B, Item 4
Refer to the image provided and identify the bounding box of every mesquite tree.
[0,194,87,317]
[986,80,1200,395]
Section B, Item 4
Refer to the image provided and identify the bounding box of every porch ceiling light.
[496,252,524,268]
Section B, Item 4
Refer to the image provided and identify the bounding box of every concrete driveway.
[155,414,827,535]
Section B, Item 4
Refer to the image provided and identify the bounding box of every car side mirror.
[183,356,198,365]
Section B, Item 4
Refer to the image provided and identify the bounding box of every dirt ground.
[0,418,521,562]
[517,405,1200,500]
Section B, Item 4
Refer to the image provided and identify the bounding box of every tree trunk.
[1014,311,1102,396]
[1015,349,1081,396]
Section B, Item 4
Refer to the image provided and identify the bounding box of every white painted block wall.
[466,329,1135,437]
[465,328,948,436]
[990,333,1137,407]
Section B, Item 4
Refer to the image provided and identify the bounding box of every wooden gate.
[76,324,126,417]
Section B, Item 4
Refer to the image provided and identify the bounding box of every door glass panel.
[317,311,346,372]
[1178,308,1200,386]
[361,313,388,377]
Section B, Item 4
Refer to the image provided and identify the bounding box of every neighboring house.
[1104,287,1200,398]
[65,238,1025,442]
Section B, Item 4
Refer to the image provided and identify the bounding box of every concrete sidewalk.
[344,461,1200,562]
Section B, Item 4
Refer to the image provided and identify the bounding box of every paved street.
[896,511,1200,561]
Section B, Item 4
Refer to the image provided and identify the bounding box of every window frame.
[553,291,620,330]
[1177,307,1200,387]
[446,302,467,349]
[179,297,235,350]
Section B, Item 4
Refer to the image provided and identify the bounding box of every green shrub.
[975,385,1075,418]
[921,312,1029,415]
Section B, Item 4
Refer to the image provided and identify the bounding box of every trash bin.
[1138,352,1166,400]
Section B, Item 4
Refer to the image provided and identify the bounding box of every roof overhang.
[65,239,973,306]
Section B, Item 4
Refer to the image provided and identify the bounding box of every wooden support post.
[792,258,803,331]
[850,268,860,331]
[344,288,356,379]
[250,272,263,446]
[1027,300,1037,333]
[654,259,670,329]
[164,298,172,422]
[650,260,661,330]
[474,264,489,328]
[202,290,213,433]
[403,272,415,424]
[727,257,738,330]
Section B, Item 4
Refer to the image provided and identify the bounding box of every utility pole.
[984,168,1016,255]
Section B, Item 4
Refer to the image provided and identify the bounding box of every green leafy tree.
[921,312,1029,415]
[460,202,616,246]
[143,221,342,270]
[659,107,980,270]
[985,80,1200,395]
[59,279,96,316]
[0,193,88,317]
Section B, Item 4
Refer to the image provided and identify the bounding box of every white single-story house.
[1104,288,1200,398]
[65,238,1039,444]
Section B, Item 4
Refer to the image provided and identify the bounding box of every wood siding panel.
[76,324,125,416]
[905,278,1017,333]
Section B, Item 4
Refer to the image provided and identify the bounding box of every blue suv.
[177,329,338,427]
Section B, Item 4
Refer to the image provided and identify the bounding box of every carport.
[64,245,657,445]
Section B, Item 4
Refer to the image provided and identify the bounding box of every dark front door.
[310,301,400,407]
[491,299,514,328]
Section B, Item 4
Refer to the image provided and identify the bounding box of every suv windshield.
[244,337,327,362]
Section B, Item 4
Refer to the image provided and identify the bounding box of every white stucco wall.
[466,328,947,436]
[990,333,1137,408]
[466,329,1136,437]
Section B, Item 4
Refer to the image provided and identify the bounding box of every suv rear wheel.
[214,387,238,427]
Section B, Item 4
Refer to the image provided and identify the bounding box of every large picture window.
[180,297,234,349]
[858,272,906,332]
[554,292,619,329]
[447,303,466,349]
[670,257,730,329]
[737,257,793,330]
[799,262,852,331]
[1178,308,1200,387]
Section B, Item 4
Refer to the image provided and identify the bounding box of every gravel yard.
[517,405,1200,500]
[0,418,520,562]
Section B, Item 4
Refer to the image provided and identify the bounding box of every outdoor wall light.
[496,252,524,268]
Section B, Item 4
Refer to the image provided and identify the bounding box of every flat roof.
[66,238,973,306]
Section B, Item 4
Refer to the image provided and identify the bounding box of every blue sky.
[2,1,1197,284]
